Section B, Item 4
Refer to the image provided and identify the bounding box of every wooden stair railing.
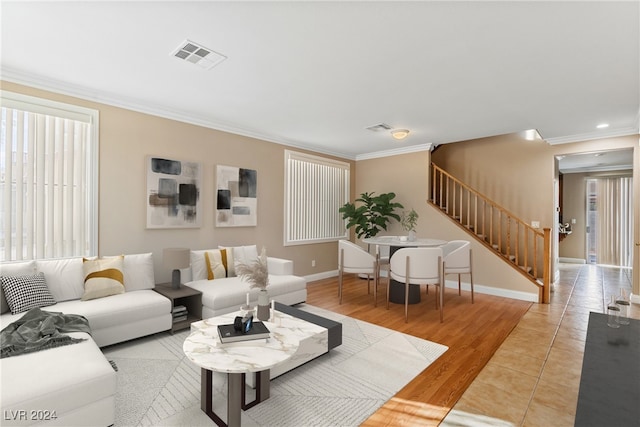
[431,163,551,303]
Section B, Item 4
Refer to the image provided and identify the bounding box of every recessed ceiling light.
[596,123,609,129]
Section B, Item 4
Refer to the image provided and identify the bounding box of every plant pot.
[408,230,417,241]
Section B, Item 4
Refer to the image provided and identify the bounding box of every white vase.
[408,230,417,241]
[257,289,270,321]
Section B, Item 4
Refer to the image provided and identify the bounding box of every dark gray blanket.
[1,308,91,359]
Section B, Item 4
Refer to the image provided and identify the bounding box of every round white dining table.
[362,236,448,304]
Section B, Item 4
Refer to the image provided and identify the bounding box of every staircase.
[430,163,551,303]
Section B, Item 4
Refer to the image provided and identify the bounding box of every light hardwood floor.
[305,263,637,426]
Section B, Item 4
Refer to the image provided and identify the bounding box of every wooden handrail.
[431,163,551,303]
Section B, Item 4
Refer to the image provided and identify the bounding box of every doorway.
[585,176,633,267]
[557,148,634,267]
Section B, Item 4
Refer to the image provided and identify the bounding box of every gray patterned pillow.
[1,273,56,315]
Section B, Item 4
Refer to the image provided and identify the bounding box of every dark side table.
[154,283,202,333]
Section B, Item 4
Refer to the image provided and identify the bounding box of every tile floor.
[442,263,639,427]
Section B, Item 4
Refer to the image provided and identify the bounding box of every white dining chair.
[388,247,444,323]
[338,240,380,306]
[441,240,474,303]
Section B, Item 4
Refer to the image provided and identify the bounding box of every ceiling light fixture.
[596,123,609,129]
[391,129,410,140]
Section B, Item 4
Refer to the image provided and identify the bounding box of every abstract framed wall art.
[146,156,202,228]
[216,165,257,227]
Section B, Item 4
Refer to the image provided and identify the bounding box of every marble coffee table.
[183,305,338,427]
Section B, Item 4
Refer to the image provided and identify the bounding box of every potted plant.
[400,209,419,241]
[339,192,404,240]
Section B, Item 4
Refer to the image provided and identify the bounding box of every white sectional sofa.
[184,245,307,318]
[0,246,306,426]
[0,253,172,426]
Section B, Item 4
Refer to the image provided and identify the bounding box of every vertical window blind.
[594,176,633,267]
[1,92,98,261]
[284,150,349,245]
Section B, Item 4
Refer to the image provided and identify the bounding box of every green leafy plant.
[339,192,404,239]
[400,209,419,232]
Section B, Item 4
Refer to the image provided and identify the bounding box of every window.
[1,91,98,261]
[284,150,349,245]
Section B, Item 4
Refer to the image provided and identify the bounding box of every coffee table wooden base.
[201,368,270,427]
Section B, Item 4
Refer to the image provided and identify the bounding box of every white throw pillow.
[36,258,85,302]
[190,250,208,281]
[123,253,155,291]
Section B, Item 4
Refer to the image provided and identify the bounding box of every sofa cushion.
[0,331,116,422]
[81,256,125,301]
[0,273,56,314]
[0,260,37,314]
[186,274,306,312]
[190,250,209,281]
[219,245,259,277]
[50,290,170,331]
[122,252,155,291]
[204,249,228,279]
[36,257,84,302]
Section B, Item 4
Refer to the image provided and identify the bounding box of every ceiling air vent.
[366,123,392,132]
[171,40,227,70]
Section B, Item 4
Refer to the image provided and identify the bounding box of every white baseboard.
[305,272,538,303]
[559,257,586,264]
[443,279,539,303]
[303,270,338,283]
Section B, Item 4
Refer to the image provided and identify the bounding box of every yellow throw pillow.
[81,256,125,301]
[204,249,228,280]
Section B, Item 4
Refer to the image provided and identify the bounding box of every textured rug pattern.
[103,304,448,426]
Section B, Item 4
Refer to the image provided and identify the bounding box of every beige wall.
[2,81,353,282]
[354,151,431,238]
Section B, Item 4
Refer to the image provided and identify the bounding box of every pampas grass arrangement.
[235,247,269,291]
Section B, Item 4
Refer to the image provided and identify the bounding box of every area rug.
[103,304,448,426]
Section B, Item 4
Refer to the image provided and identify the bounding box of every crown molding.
[545,127,639,145]
[1,68,357,160]
[355,143,433,161]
